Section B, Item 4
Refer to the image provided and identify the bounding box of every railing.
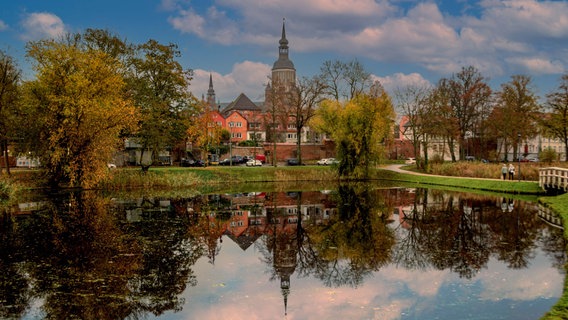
[537,204,564,229]
[539,167,568,192]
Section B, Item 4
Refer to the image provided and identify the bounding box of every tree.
[312,82,394,179]
[0,51,20,175]
[319,59,371,101]
[394,85,431,167]
[543,74,568,161]
[286,75,327,164]
[264,80,288,166]
[23,38,138,188]
[492,75,540,161]
[441,66,492,160]
[129,39,197,170]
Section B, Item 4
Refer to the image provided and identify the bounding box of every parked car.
[107,163,117,169]
[405,157,416,164]
[286,158,301,166]
[317,158,338,165]
[246,159,263,167]
[465,155,475,161]
[218,158,231,166]
[255,154,266,163]
[181,159,205,167]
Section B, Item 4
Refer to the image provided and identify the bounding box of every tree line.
[3,28,567,188]
[396,66,568,168]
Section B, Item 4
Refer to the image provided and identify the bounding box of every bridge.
[539,167,568,193]
[538,204,564,229]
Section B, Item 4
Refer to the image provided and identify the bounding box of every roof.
[221,93,262,114]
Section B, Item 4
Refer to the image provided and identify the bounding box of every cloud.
[191,60,271,103]
[166,0,568,81]
[0,20,7,31]
[373,72,432,95]
[20,12,66,41]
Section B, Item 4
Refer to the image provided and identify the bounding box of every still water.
[0,184,565,320]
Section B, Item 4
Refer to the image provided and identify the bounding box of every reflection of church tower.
[273,231,297,316]
[206,73,216,107]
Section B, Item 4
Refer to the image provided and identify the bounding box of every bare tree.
[543,73,568,161]
[319,59,371,101]
[0,51,20,175]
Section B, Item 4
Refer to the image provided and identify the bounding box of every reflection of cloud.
[174,236,563,320]
[478,256,562,301]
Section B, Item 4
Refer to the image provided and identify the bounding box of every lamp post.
[518,133,521,182]
[229,122,233,166]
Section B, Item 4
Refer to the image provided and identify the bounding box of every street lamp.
[518,133,521,182]
[229,122,233,166]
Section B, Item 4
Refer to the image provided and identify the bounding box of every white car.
[405,157,416,164]
[317,158,338,165]
[246,159,262,166]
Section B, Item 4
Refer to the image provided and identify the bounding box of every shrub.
[540,148,558,164]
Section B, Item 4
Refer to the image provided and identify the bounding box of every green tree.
[23,38,138,188]
[543,74,568,161]
[129,39,197,170]
[0,51,21,175]
[313,82,394,179]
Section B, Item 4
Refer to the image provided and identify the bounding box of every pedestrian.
[508,163,515,180]
[501,164,507,180]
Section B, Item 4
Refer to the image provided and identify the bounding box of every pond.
[0,184,565,320]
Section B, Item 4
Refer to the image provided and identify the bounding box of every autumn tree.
[312,82,394,179]
[23,37,138,188]
[492,75,540,161]
[129,39,197,170]
[440,66,492,160]
[0,51,20,175]
[543,73,568,161]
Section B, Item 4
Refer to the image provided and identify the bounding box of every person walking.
[501,164,508,180]
[508,163,515,180]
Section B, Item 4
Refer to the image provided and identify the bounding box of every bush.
[539,148,558,164]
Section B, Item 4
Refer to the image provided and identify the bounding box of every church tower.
[271,19,296,90]
[206,73,216,107]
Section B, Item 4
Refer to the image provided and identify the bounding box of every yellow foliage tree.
[23,38,138,188]
[312,82,394,179]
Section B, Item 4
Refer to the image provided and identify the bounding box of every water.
[0,184,564,320]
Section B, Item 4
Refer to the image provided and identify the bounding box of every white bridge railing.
[539,167,568,191]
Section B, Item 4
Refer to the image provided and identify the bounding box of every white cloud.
[191,60,271,103]
[505,57,565,75]
[20,12,66,41]
[373,72,432,95]
[0,20,7,31]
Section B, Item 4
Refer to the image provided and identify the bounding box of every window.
[288,124,296,129]
[287,133,297,140]
[236,122,242,127]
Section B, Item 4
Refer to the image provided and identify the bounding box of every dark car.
[286,158,301,166]
[181,159,205,167]
[231,155,245,164]
[219,158,231,166]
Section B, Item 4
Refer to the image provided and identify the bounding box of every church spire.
[206,73,216,107]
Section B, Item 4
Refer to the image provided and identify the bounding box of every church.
[200,20,335,164]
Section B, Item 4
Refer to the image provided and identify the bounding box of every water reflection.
[0,185,565,319]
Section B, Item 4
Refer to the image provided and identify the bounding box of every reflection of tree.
[311,183,395,287]
[0,191,204,319]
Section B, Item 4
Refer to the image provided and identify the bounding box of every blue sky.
[1,0,568,103]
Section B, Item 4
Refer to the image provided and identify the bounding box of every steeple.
[206,73,216,107]
[271,19,296,90]
[272,19,295,72]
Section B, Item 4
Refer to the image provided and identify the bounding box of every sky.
[1,0,568,104]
